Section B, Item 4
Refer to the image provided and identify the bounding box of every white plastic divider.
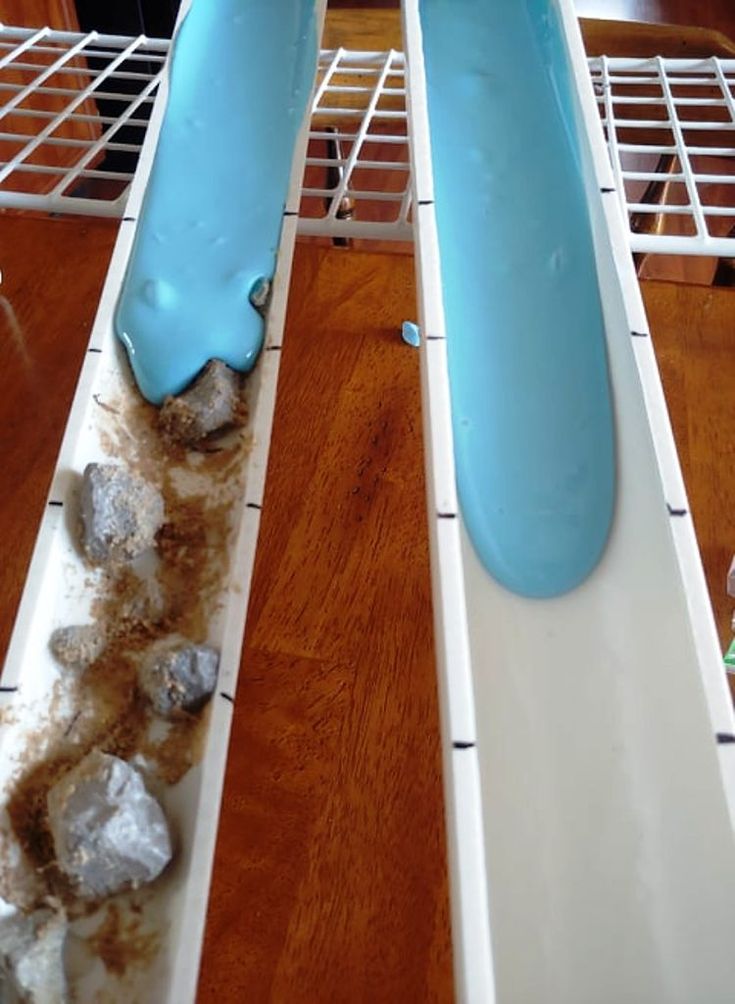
[405,1,735,1002]
[0,1,326,1002]
[401,6,494,1003]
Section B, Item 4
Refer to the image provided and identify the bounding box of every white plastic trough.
[0,0,325,1000]
[403,1,735,1002]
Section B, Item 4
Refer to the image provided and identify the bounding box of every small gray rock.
[47,751,172,899]
[138,638,219,718]
[159,359,240,444]
[248,276,271,317]
[80,463,164,566]
[0,900,68,1004]
[49,624,105,672]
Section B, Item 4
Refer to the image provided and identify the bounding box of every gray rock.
[159,359,240,444]
[0,900,68,1004]
[49,624,105,672]
[80,463,164,566]
[248,276,271,317]
[138,638,219,718]
[47,751,172,899]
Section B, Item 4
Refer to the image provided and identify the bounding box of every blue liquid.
[421,0,615,598]
[115,0,318,404]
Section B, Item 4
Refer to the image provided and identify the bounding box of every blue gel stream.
[420,0,615,599]
[114,0,318,404]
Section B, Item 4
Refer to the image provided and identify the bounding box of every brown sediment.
[5,370,252,970]
[140,703,212,786]
[87,902,161,978]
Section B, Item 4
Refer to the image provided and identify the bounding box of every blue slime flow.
[115,0,318,404]
[420,0,615,599]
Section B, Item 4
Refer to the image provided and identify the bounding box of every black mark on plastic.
[600,187,616,194]
[93,394,119,415]
[717,733,735,744]
[64,711,81,738]
[437,512,457,519]
[283,210,298,217]
[631,330,649,338]
[88,347,102,353]
[265,344,282,352]
[418,199,435,206]
[220,691,234,704]
[453,741,475,750]
[0,687,18,694]
[48,500,63,508]
[426,335,445,341]
[122,216,136,222]
[246,502,262,511]
[667,504,688,517]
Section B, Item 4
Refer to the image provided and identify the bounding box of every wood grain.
[580,16,735,56]
[323,10,402,52]
[576,0,735,37]
[0,213,116,665]
[642,279,735,652]
[197,245,453,1004]
[0,0,79,31]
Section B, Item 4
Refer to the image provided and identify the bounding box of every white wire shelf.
[0,25,734,255]
[591,55,735,256]
[0,26,412,240]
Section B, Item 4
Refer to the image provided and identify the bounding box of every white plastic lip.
[402,4,492,1002]
[0,2,326,1002]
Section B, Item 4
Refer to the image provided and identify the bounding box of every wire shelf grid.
[590,55,735,255]
[0,25,734,256]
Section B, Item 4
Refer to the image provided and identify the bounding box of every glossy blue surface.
[421,0,615,598]
[115,0,318,404]
[402,320,421,347]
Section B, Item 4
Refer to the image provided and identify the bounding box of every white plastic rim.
[404,1,735,1002]
[0,2,326,1001]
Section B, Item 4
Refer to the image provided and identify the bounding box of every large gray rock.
[138,638,219,718]
[49,624,105,672]
[0,900,68,1004]
[80,463,164,566]
[47,751,172,899]
[159,359,240,444]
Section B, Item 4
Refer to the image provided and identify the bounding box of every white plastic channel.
[405,2,735,1003]
[0,1,326,1002]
